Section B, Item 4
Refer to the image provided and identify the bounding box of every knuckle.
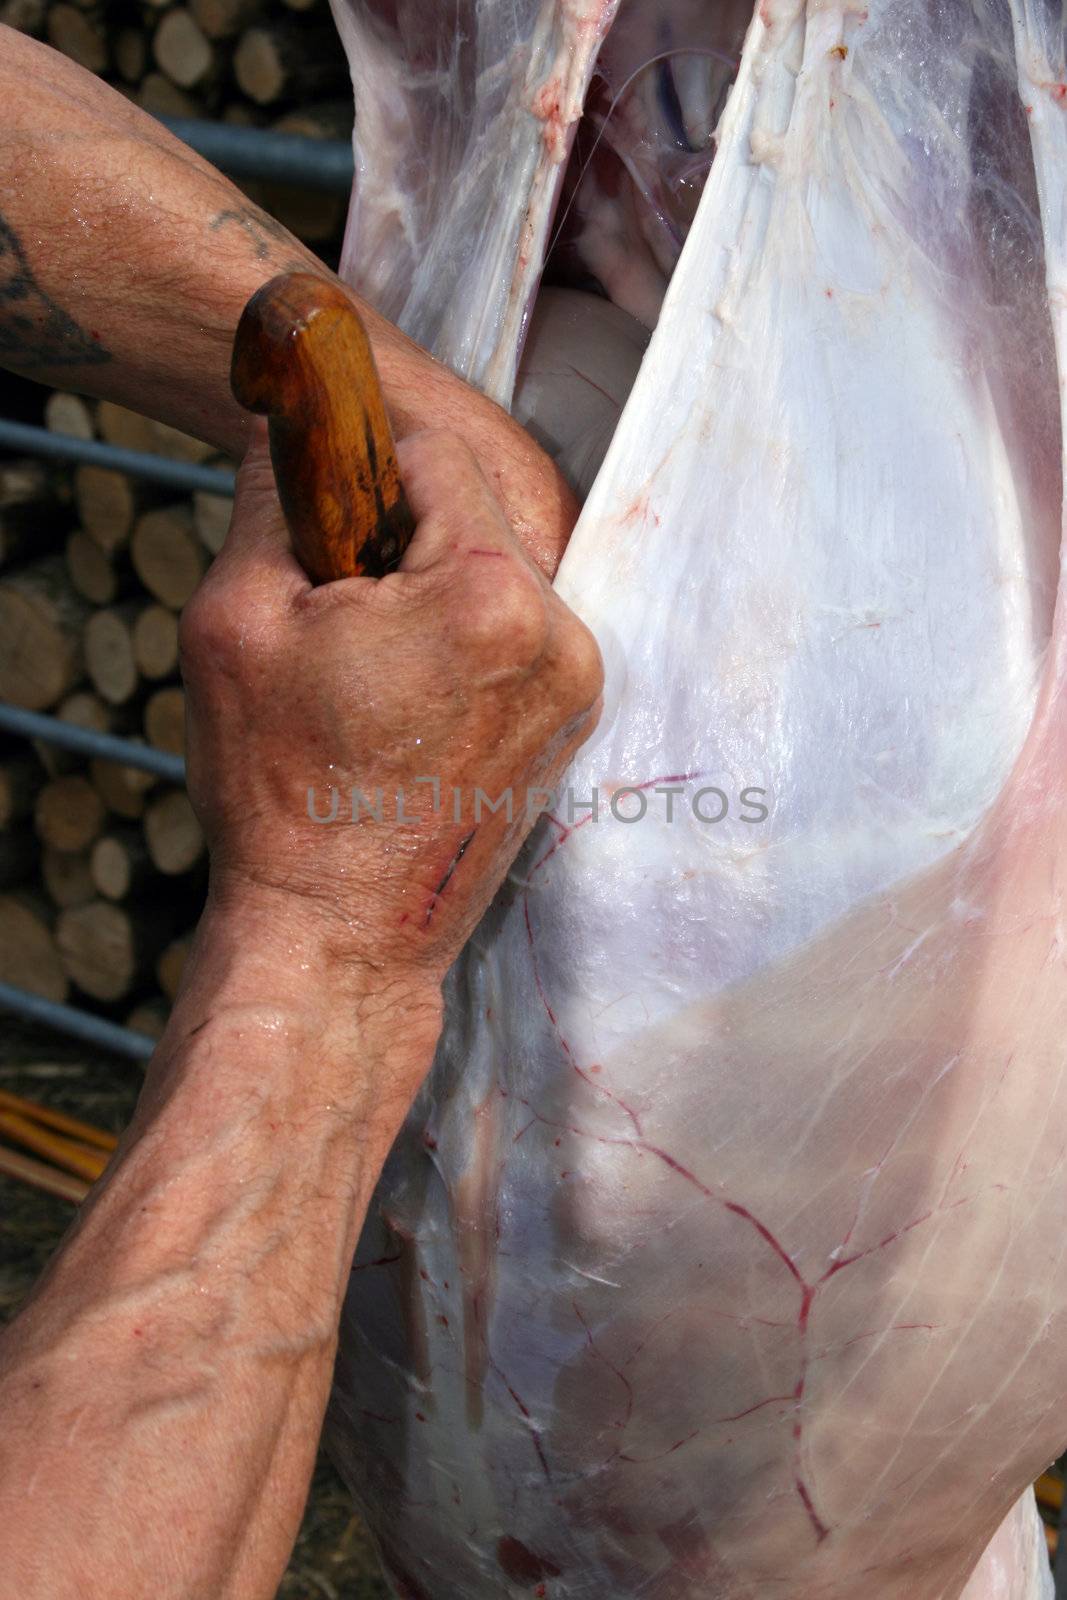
[178,578,252,679]
[177,584,220,669]
[411,425,477,465]
[454,561,549,667]
[399,427,481,499]
[549,611,605,714]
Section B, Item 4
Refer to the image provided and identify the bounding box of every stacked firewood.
[0,0,350,1040]
[2,0,352,254]
[0,397,236,1040]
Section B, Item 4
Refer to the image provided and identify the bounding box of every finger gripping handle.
[231,272,415,584]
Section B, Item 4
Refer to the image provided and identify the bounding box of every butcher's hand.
[0,433,602,1600]
[186,426,603,993]
[0,25,577,574]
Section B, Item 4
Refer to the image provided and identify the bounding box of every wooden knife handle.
[230,272,415,584]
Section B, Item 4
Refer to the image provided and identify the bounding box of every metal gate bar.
[0,419,236,496]
[157,116,354,194]
[0,983,156,1062]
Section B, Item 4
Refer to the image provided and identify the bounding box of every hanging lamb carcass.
[323,2,1067,1595]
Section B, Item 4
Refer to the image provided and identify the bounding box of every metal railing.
[0,983,156,1061]
[0,701,187,1058]
[0,706,186,784]
[0,419,236,497]
[157,117,353,194]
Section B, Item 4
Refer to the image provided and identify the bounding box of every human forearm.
[0,886,441,1600]
[0,28,578,569]
[0,26,317,456]
[0,421,601,1598]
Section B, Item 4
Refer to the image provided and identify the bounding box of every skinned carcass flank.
[327,0,1067,1596]
[329,0,621,404]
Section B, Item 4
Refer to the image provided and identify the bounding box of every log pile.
[0,401,229,1040]
[6,0,352,256]
[1,3,350,1048]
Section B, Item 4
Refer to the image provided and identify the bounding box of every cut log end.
[0,559,88,711]
[90,828,153,902]
[144,790,204,875]
[41,847,95,910]
[84,604,140,705]
[35,775,106,855]
[157,933,192,1001]
[132,604,180,680]
[153,7,216,89]
[91,752,157,821]
[0,891,67,1004]
[56,899,176,1003]
[132,505,207,609]
[144,686,186,757]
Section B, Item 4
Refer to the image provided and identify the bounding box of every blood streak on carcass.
[497,1535,562,1585]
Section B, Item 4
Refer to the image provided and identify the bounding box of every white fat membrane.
[328,5,1065,1595]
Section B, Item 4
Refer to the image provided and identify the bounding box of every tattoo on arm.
[0,213,111,369]
[209,206,311,273]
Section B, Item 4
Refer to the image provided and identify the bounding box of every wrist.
[161,870,444,1118]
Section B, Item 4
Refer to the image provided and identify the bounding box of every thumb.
[395,429,527,577]
[214,421,309,599]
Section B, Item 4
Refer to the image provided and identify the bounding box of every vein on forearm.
[0,1003,385,1600]
[10,1151,354,1422]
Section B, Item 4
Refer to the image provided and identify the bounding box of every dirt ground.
[0,1020,388,1600]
